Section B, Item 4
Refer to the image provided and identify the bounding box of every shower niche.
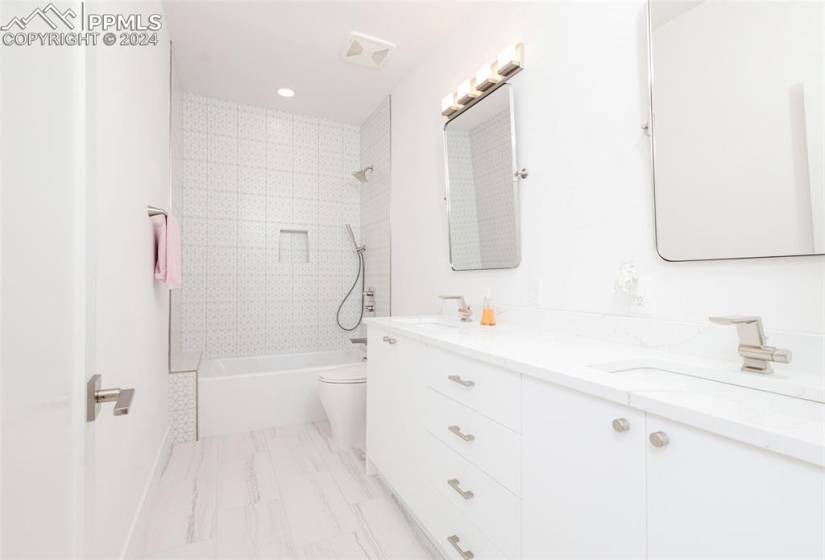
[278,228,310,263]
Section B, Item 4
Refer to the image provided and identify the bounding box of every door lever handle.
[87,374,135,421]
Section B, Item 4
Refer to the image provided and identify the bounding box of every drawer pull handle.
[447,478,475,500]
[448,425,476,442]
[382,336,397,344]
[649,431,670,448]
[447,535,474,560]
[448,375,475,388]
[612,418,630,432]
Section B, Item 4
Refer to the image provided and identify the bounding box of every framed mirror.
[649,0,825,261]
[444,84,521,271]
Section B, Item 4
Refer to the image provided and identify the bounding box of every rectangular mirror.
[444,84,521,270]
[649,0,825,261]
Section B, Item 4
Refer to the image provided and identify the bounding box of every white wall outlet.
[527,278,543,306]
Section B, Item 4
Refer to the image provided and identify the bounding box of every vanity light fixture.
[496,43,524,77]
[456,79,481,106]
[441,92,463,117]
[441,42,524,120]
[277,88,295,98]
[475,62,501,92]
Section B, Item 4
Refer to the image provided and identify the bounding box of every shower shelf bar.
[147,205,167,217]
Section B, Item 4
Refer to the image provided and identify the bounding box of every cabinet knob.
[382,336,397,344]
[649,431,670,448]
[612,418,630,432]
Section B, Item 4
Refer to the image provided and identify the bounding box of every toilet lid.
[319,368,367,384]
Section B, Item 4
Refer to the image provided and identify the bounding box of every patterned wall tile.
[174,92,375,363]
[207,100,237,137]
[239,166,267,195]
[238,105,266,141]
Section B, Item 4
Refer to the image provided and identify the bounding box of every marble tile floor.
[134,421,439,560]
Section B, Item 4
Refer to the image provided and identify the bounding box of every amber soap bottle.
[480,291,496,326]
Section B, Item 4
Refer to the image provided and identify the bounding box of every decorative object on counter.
[148,205,181,289]
[440,42,523,120]
[614,261,644,308]
[480,290,496,326]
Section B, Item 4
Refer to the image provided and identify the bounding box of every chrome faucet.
[440,295,473,322]
[709,316,792,374]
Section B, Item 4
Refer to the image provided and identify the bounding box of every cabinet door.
[366,327,396,481]
[366,328,429,509]
[522,378,647,559]
[647,415,825,559]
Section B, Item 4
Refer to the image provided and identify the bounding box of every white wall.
[391,2,825,370]
[1,3,86,555]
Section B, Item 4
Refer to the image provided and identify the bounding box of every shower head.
[352,165,374,183]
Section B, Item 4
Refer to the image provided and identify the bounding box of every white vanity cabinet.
[646,416,825,559]
[522,377,824,559]
[367,324,825,560]
[522,378,647,559]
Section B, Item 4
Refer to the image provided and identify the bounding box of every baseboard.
[120,425,173,560]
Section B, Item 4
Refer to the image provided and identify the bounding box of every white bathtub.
[198,350,364,438]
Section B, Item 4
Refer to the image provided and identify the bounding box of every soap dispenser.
[480,290,496,326]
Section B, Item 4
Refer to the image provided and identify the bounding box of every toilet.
[318,365,367,451]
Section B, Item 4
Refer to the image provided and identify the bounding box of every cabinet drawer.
[427,434,520,558]
[427,347,521,431]
[419,484,509,560]
[426,389,521,496]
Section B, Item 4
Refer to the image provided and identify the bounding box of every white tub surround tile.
[174,94,361,361]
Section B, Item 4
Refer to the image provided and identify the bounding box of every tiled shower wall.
[172,93,363,361]
[360,97,392,316]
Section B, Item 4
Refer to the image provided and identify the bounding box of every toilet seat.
[319,369,367,384]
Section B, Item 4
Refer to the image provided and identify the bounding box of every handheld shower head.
[345,224,365,254]
[352,165,374,183]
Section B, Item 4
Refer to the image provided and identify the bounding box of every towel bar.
[147,205,167,217]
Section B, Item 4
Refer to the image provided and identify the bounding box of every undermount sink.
[592,359,824,403]
[392,316,462,329]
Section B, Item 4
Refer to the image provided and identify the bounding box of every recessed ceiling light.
[277,88,295,98]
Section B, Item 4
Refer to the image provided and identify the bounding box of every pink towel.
[152,214,181,289]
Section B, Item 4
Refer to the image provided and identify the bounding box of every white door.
[646,415,825,559]
[1,2,90,556]
[83,12,172,558]
[522,379,647,559]
[1,2,172,556]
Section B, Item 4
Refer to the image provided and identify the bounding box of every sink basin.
[392,316,461,329]
[592,359,825,403]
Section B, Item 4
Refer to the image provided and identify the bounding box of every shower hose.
[336,249,365,332]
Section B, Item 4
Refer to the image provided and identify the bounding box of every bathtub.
[198,349,364,438]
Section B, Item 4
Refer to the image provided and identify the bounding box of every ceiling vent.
[340,32,395,69]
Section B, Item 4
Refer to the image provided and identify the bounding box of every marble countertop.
[366,316,825,468]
